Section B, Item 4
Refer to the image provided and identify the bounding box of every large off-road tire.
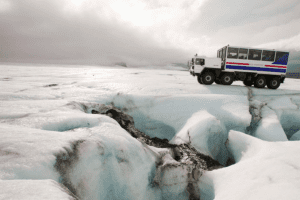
[201,72,215,85]
[267,77,280,89]
[220,73,234,85]
[254,76,266,88]
[197,75,203,84]
[243,79,253,86]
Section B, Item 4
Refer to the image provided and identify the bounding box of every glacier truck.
[189,45,289,89]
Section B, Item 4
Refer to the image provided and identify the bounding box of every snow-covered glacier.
[1,64,300,200]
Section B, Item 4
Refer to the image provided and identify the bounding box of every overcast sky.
[0,0,299,66]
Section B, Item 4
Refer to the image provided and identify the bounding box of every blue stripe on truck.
[226,65,286,73]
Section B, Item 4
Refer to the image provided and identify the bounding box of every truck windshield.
[195,58,204,65]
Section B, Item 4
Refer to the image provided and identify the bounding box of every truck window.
[262,50,275,61]
[275,52,289,65]
[248,49,262,60]
[195,58,205,65]
[227,47,238,59]
[238,48,248,59]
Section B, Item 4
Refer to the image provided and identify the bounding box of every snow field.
[1,65,300,199]
[0,101,121,132]
[0,100,70,119]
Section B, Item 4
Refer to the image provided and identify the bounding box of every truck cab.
[189,56,222,76]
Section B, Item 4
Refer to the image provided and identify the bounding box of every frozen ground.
[1,64,300,199]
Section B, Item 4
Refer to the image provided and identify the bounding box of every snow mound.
[199,130,300,200]
[0,179,76,200]
[226,130,264,162]
[171,110,228,165]
[60,125,159,200]
[254,106,288,141]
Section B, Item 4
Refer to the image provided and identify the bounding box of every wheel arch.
[201,68,222,78]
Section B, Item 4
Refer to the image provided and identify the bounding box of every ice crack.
[91,104,223,200]
[246,87,265,136]
[54,140,85,199]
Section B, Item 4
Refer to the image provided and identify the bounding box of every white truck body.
[189,45,289,89]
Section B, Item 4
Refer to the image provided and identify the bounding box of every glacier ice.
[290,130,300,140]
[253,106,288,141]
[201,130,300,200]
[1,64,300,199]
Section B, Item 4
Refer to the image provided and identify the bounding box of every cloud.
[258,33,300,72]
[0,0,194,66]
[188,0,300,56]
[0,0,299,66]
[0,0,12,12]
[255,33,300,52]
[190,0,300,34]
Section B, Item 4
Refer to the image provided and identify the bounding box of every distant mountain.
[170,63,189,70]
[286,51,300,79]
[286,72,300,79]
[287,51,300,70]
[114,62,127,67]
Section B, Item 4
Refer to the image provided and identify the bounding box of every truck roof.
[220,45,290,53]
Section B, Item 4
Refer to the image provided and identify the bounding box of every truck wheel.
[221,73,234,85]
[267,77,280,89]
[254,76,266,88]
[215,79,221,84]
[243,79,252,86]
[197,75,203,84]
[201,72,215,85]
